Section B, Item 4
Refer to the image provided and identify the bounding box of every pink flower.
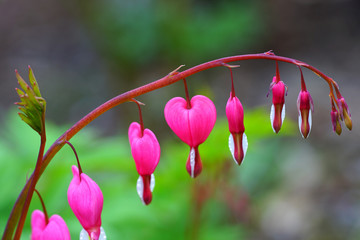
[297,90,314,138]
[67,165,103,240]
[226,94,248,165]
[128,122,160,205]
[164,95,216,178]
[31,210,70,240]
[269,76,286,133]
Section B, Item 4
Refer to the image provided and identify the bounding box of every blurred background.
[1,0,360,239]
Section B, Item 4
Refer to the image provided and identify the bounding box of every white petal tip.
[243,133,248,160]
[80,227,107,240]
[136,176,145,204]
[189,147,195,177]
[270,104,275,133]
[228,134,237,164]
[150,174,155,192]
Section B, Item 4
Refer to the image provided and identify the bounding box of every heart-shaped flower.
[31,210,70,240]
[164,95,216,177]
[67,165,104,240]
[129,122,160,205]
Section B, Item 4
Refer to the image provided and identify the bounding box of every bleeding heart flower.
[128,122,160,205]
[226,93,248,165]
[297,90,314,138]
[31,210,70,240]
[164,95,216,178]
[269,76,286,133]
[67,165,104,240]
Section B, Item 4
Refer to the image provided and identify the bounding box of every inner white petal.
[136,175,144,204]
[190,147,195,178]
[308,110,312,136]
[228,134,237,164]
[270,104,275,133]
[281,104,286,123]
[298,113,303,138]
[242,133,248,160]
[150,174,155,192]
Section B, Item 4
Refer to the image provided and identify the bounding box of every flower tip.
[344,114,352,131]
[186,147,202,178]
[228,133,248,165]
[80,227,106,240]
[137,174,155,205]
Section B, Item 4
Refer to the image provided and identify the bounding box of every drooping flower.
[297,90,314,138]
[226,93,248,165]
[164,95,216,178]
[269,76,286,133]
[67,165,104,240]
[128,122,160,205]
[31,210,70,240]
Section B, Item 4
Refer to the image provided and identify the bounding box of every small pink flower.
[297,90,314,138]
[128,122,160,205]
[269,76,286,133]
[67,165,103,240]
[164,95,216,178]
[226,94,248,165]
[31,210,70,240]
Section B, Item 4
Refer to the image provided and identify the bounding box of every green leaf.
[14,68,46,134]
[28,66,42,97]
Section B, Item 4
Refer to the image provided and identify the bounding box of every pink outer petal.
[164,95,216,147]
[128,122,161,176]
[226,94,244,133]
[31,210,46,240]
[31,210,70,240]
[67,166,103,235]
[272,81,285,105]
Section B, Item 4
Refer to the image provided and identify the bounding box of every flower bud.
[31,210,70,240]
[331,109,342,135]
[269,77,286,133]
[67,166,103,240]
[164,95,216,178]
[129,122,160,205]
[338,97,352,130]
[297,90,314,138]
[225,94,248,165]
